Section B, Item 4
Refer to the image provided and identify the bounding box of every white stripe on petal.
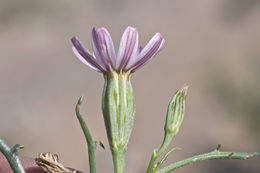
[101,28,117,68]
[126,32,165,72]
[72,46,101,72]
[71,36,106,72]
[91,28,108,70]
[132,38,165,72]
[116,26,139,70]
[91,27,116,70]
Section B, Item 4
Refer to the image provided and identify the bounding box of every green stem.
[146,151,157,173]
[0,138,25,173]
[157,149,258,173]
[76,96,97,173]
[147,87,187,173]
[112,148,126,173]
[146,134,173,173]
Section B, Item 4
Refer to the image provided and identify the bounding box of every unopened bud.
[164,85,188,138]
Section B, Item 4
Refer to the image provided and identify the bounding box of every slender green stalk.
[147,87,187,173]
[112,148,126,173]
[75,96,97,173]
[0,138,25,173]
[146,135,173,173]
[157,148,258,173]
[154,147,179,172]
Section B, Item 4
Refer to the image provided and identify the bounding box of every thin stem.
[146,134,174,173]
[154,147,179,172]
[112,148,126,173]
[147,87,187,173]
[75,96,97,173]
[0,138,25,173]
[146,151,157,173]
[157,149,258,173]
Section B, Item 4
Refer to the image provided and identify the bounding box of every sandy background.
[0,0,259,172]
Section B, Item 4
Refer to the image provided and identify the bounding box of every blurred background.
[0,0,259,172]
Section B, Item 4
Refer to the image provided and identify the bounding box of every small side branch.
[146,87,187,173]
[0,138,25,173]
[75,96,97,173]
[157,147,258,173]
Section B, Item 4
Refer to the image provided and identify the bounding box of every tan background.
[0,0,259,172]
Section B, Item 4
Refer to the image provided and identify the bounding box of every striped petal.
[91,27,116,70]
[71,36,105,73]
[72,46,101,72]
[125,32,165,72]
[116,26,139,70]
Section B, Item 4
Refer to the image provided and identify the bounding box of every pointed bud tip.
[77,96,83,105]
[180,85,189,96]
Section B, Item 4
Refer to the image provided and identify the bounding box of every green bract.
[102,71,135,173]
[164,86,187,139]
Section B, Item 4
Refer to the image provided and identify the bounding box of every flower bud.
[102,70,135,152]
[164,86,188,138]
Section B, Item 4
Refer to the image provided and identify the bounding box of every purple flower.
[71,26,165,74]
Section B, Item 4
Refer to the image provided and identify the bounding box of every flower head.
[71,26,165,74]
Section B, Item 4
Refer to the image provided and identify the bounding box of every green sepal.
[102,71,135,152]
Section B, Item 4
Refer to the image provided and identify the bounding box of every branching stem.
[157,148,258,173]
[0,138,25,173]
[75,96,97,173]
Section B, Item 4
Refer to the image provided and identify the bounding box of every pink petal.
[71,36,106,73]
[126,32,165,72]
[72,47,101,72]
[91,27,116,70]
[116,26,139,70]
